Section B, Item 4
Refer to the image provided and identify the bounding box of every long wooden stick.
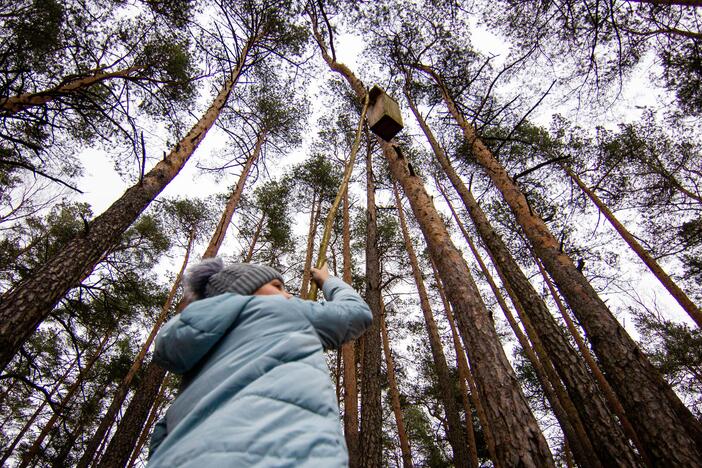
[308,94,369,300]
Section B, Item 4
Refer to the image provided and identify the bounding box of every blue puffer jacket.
[147,276,372,467]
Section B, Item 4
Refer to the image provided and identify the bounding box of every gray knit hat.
[184,258,284,299]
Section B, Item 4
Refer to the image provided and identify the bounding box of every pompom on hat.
[184,258,284,299]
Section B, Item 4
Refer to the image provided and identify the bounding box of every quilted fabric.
[147,276,372,467]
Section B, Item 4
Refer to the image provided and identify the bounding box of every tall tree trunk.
[440,191,599,468]
[341,189,360,468]
[429,259,486,468]
[380,306,413,468]
[360,136,384,468]
[77,230,194,468]
[299,195,321,299]
[434,158,638,467]
[392,181,469,468]
[0,66,143,114]
[243,212,265,262]
[535,257,651,467]
[18,330,112,468]
[0,42,252,372]
[418,64,702,465]
[385,145,554,467]
[565,166,702,328]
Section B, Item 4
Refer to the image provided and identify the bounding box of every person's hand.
[310,262,330,288]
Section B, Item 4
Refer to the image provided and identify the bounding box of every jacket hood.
[153,293,255,374]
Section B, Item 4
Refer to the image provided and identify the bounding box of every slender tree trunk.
[78,230,194,468]
[360,136,383,468]
[0,66,143,114]
[18,330,112,468]
[430,260,483,468]
[341,189,360,468]
[380,306,413,468]
[418,64,702,465]
[392,181,469,468]
[535,257,652,467]
[0,355,78,466]
[385,144,554,467]
[300,195,321,299]
[566,166,702,328]
[203,130,266,258]
[0,42,252,373]
[442,192,600,468]
[243,212,265,262]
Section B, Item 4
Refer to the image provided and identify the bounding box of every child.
[147,258,372,467]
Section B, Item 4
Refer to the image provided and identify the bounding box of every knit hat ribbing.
[185,258,284,299]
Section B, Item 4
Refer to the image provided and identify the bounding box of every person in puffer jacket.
[146,258,372,467]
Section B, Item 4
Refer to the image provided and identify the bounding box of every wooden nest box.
[367,85,403,142]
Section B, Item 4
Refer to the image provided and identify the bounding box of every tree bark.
[566,166,702,328]
[0,42,251,373]
[430,259,485,468]
[78,230,194,468]
[385,144,554,467]
[419,64,702,465]
[380,307,413,468]
[92,361,165,468]
[341,189,360,468]
[392,181,469,468]
[360,136,384,468]
[0,66,143,114]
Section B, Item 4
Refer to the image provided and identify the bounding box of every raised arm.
[303,266,372,349]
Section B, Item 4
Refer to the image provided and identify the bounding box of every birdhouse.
[367,85,403,142]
